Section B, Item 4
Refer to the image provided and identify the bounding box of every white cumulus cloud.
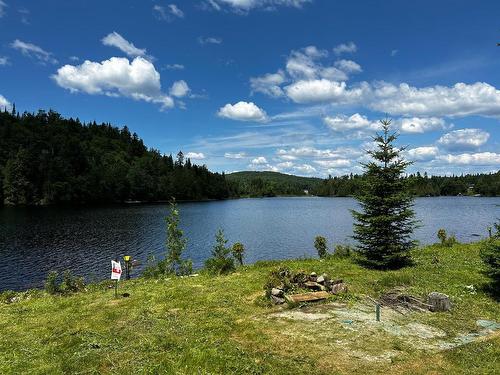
[185,152,205,160]
[169,80,190,98]
[333,42,357,55]
[218,101,268,122]
[398,117,447,133]
[406,146,439,161]
[334,59,362,74]
[438,128,490,151]
[52,56,174,109]
[101,32,146,57]
[251,156,268,164]
[250,70,286,97]
[438,152,500,166]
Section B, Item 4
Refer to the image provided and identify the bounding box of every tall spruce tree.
[351,119,417,269]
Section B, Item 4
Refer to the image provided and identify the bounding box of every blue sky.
[0,0,499,177]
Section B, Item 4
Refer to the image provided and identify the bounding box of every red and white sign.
[111,260,122,280]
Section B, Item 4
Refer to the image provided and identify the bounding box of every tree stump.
[427,292,451,312]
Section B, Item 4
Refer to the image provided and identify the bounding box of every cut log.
[285,291,330,303]
[304,281,325,291]
[427,292,452,312]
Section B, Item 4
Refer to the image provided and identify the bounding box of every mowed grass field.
[0,242,499,374]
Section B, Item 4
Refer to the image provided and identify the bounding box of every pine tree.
[351,119,417,269]
[164,199,192,275]
[205,229,235,275]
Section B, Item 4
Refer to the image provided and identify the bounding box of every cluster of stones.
[270,272,348,305]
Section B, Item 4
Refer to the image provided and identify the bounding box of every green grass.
[0,242,499,374]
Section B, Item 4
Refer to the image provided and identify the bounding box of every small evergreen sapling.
[232,242,245,266]
[314,236,328,259]
[351,119,418,269]
[162,199,192,276]
[205,229,235,275]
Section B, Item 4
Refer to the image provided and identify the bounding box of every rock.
[330,283,348,294]
[271,295,286,305]
[309,272,317,282]
[271,288,284,297]
[427,292,452,312]
[317,275,326,284]
[331,279,343,285]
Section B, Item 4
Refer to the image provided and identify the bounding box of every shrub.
[437,229,447,244]
[481,238,500,296]
[334,244,353,258]
[205,229,235,275]
[44,271,59,295]
[314,236,328,259]
[60,270,86,293]
[232,242,245,266]
[44,270,85,295]
[437,229,458,247]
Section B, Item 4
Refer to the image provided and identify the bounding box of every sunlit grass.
[0,241,498,374]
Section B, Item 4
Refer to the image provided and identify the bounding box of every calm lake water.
[1,197,499,291]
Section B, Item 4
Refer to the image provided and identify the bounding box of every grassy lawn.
[0,242,499,374]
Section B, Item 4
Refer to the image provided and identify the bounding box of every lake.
[0,196,499,291]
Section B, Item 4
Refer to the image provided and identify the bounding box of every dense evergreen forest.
[0,108,498,206]
[228,171,500,198]
[226,171,322,196]
[0,109,232,205]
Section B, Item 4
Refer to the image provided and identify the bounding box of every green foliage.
[60,270,86,293]
[44,270,85,295]
[352,119,417,269]
[333,244,353,258]
[145,200,192,277]
[480,236,500,295]
[44,271,59,295]
[231,242,245,266]
[437,228,458,247]
[0,109,231,205]
[205,229,235,275]
[314,236,328,259]
[226,171,321,197]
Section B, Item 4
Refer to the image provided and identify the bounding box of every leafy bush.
[481,238,500,295]
[437,228,458,247]
[334,244,353,258]
[45,270,85,295]
[437,229,447,244]
[205,229,235,275]
[314,236,328,259]
[60,270,86,293]
[45,271,59,295]
[232,242,245,266]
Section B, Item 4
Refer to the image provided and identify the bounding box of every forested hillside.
[314,172,500,197]
[1,108,498,206]
[226,171,322,197]
[0,109,231,205]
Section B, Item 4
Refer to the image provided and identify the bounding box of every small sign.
[111,260,122,280]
